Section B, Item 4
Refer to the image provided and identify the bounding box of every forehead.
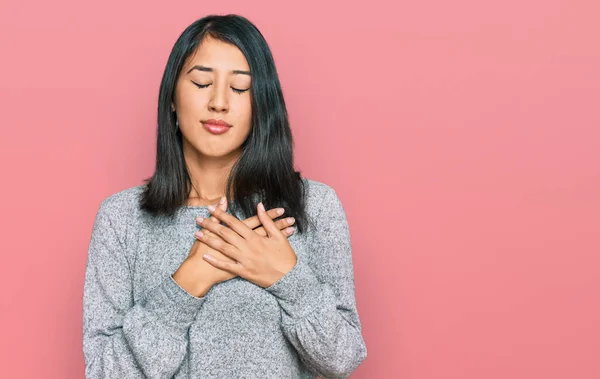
[184,35,250,71]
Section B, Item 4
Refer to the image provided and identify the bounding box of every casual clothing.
[82,178,367,378]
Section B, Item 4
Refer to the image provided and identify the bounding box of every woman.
[82,14,367,378]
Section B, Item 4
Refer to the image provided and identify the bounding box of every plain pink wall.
[1,0,599,378]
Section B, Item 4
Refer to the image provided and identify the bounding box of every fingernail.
[195,231,204,238]
[258,202,265,212]
[196,217,204,223]
[203,254,214,261]
[287,217,295,224]
[277,208,284,215]
[208,205,215,212]
[219,196,226,205]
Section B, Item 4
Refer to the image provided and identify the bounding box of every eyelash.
[192,81,249,94]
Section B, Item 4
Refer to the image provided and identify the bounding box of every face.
[172,35,253,160]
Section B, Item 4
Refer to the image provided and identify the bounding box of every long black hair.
[140,14,309,234]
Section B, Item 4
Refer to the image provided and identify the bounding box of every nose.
[208,82,229,113]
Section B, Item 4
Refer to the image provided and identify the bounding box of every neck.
[182,143,241,206]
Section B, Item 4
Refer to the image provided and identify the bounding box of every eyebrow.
[186,65,251,76]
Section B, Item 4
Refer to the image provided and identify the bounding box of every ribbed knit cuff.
[265,259,332,322]
[144,275,206,324]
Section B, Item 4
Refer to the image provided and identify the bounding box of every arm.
[265,186,368,379]
[82,197,205,378]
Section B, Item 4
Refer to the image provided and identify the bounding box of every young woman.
[82,14,367,378]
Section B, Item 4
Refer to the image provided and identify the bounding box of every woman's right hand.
[172,197,296,297]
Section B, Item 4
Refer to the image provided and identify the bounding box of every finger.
[254,224,295,238]
[253,227,267,237]
[256,202,281,239]
[202,247,237,263]
[196,196,228,235]
[203,254,243,275]
[200,206,290,238]
[264,216,295,232]
[276,216,295,230]
[195,197,227,238]
[243,208,285,229]
[210,196,228,224]
[252,216,294,237]
[196,218,247,250]
[195,230,244,262]
[208,204,255,240]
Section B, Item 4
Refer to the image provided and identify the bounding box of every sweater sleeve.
[82,198,206,378]
[265,186,368,379]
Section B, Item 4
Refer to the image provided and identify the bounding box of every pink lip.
[202,120,231,135]
[203,119,231,127]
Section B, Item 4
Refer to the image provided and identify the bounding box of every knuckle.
[219,213,233,225]
[224,245,236,258]
[249,232,262,243]
[255,237,267,248]
[210,237,222,248]
[215,225,227,238]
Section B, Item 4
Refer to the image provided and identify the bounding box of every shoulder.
[91,185,147,254]
[95,184,146,222]
[301,177,335,203]
[300,177,346,220]
[88,185,146,265]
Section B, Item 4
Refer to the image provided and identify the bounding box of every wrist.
[173,265,214,298]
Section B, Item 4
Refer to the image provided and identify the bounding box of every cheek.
[175,81,209,111]
[234,95,252,124]
[179,91,207,114]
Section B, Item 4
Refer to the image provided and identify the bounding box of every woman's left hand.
[196,202,298,288]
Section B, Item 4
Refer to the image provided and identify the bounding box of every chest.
[130,218,310,317]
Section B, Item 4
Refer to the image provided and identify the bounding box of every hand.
[172,197,235,297]
[196,202,298,288]
[174,197,297,296]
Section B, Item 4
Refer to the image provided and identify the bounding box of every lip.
[202,119,231,135]
[202,119,231,127]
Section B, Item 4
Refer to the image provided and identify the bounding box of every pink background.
[1,0,599,378]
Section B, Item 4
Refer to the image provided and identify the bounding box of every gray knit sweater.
[82,178,367,378]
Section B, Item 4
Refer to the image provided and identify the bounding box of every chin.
[198,146,243,158]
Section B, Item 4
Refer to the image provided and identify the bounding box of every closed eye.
[191,81,250,94]
[192,81,210,89]
[231,87,250,94]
